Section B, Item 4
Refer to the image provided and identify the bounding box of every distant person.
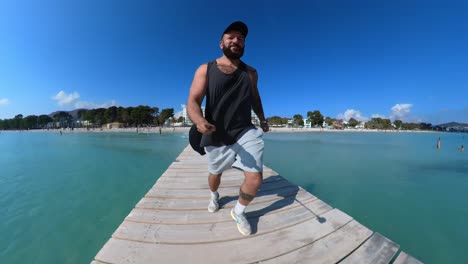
[437,137,441,150]
[187,21,269,235]
[459,145,464,152]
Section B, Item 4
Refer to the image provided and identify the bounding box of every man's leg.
[208,173,222,212]
[238,171,263,206]
[205,145,235,213]
[231,171,263,235]
[208,173,222,192]
[230,128,265,235]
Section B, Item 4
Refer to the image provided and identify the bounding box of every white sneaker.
[230,208,252,235]
[208,195,219,213]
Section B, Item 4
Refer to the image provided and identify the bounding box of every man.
[187,21,269,235]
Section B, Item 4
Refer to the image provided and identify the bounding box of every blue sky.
[1,0,467,124]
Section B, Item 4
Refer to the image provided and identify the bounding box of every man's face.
[220,31,245,60]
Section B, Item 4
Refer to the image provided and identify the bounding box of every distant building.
[105,122,124,129]
[251,109,260,126]
[181,104,204,126]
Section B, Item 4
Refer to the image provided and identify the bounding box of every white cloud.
[52,91,80,106]
[337,109,369,122]
[0,98,9,106]
[52,90,117,109]
[75,100,117,109]
[390,103,413,120]
[371,114,386,119]
[174,110,183,119]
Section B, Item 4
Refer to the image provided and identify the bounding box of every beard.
[222,44,244,60]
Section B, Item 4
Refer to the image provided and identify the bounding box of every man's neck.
[218,56,241,67]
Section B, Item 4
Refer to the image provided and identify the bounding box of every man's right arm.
[187,64,216,134]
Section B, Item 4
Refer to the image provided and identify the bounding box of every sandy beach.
[2,126,438,134]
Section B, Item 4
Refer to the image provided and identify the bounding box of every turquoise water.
[0,132,188,264]
[264,132,468,264]
[0,131,467,263]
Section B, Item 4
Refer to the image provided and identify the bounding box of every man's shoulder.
[244,64,257,79]
[246,65,257,72]
[243,63,257,74]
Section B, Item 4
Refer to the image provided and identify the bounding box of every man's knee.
[244,172,263,187]
[209,173,222,179]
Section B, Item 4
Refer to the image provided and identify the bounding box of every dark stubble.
[222,44,244,60]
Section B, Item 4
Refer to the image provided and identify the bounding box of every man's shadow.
[217,143,326,234]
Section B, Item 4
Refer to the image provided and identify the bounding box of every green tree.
[292,114,304,127]
[267,116,289,126]
[14,114,24,129]
[94,108,107,125]
[393,120,402,129]
[118,107,130,124]
[38,115,53,128]
[307,110,324,127]
[53,111,73,128]
[23,115,38,129]
[324,117,337,127]
[365,117,393,130]
[348,118,358,127]
[104,106,118,123]
[159,108,174,125]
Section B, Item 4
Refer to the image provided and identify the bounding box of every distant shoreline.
[1,126,442,134]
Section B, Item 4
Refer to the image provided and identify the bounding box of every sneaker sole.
[230,209,251,236]
[208,201,219,213]
[208,207,219,213]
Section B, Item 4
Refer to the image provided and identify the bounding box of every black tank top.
[201,60,254,146]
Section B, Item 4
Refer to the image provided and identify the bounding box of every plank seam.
[250,218,356,264]
[124,197,320,225]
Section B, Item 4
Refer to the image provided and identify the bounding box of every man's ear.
[219,40,223,49]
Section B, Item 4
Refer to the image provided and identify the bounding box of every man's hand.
[260,121,269,132]
[197,120,216,135]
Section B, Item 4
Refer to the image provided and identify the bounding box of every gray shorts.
[205,128,264,174]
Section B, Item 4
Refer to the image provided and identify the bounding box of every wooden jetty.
[93,146,422,264]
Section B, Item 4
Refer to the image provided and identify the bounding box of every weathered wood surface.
[93,145,423,264]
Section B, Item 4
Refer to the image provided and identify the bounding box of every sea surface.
[0,131,467,263]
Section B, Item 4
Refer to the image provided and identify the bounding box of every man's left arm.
[248,67,269,132]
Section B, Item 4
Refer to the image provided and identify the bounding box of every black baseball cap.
[222,21,248,38]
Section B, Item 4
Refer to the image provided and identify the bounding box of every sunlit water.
[0,131,466,263]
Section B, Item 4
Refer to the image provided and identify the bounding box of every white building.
[251,110,260,126]
[181,104,204,126]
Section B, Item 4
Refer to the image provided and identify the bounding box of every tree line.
[266,110,434,130]
[0,105,179,130]
[0,106,435,131]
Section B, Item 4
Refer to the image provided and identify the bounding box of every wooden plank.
[339,232,399,264]
[146,178,294,198]
[262,220,373,264]
[136,186,307,210]
[113,200,323,243]
[125,195,330,225]
[393,252,424,264]
[95,209,352,264]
